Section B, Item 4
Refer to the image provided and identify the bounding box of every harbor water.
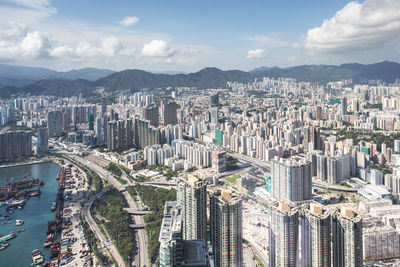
[0,161,61,267]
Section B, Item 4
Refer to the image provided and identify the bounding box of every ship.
[31,249,44,264]
[15,220,24,226]
[51,202,56,212]
[43,234,54,248]
[0,243,9,251]
[0,232,16,243]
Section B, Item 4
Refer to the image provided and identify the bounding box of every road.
[71,154,150,267]
[83,192,126,267]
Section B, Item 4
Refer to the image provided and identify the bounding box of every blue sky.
[0,0,399,72]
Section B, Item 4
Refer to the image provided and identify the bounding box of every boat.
[0,243,9,251]
[15,220,24,226]
[31,249,44,264]
[51,202,56,212]
[43,234,54,248]
[0,232,16,243]
[6,199,25,206]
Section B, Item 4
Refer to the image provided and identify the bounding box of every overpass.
[129,224,145,229]
[123,207,152,215]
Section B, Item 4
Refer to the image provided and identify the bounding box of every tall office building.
[95,117,103,145]
[143,105,159,127]
[177,174,207,241]
[269,202,299,267]
[107,121,117,151]
[332,206,363,267]
[126,118,133,148]
[303,126,320,151]
[117,120,125,150]
[47,110,62,137]
[210,189,242,267]
[159,201,209,267]
[37,128,48,154]
[210,106,219,124]
[270,156,312,202]
[88,113,94,130]
[341,97,347,115]
[161,101,178,126]
[301,203,331,267]
[101,96,107,116]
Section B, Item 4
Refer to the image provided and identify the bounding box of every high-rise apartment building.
[301,203,331,267]
[0,131,32,161]
[107,121,117,151]
[177,174,207,241]
[159,201,210,267]
[47,110,62,137]
[134,118,161,149]
[37,128,48,154]
[269,202,299,267]
[143,105,159,127]
[210,189,242,267]
[270,156,312,202]
[332,206,363,267]
[161,101,178,126]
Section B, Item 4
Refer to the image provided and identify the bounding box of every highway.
[83,192,126,267]
[71,154,150,267]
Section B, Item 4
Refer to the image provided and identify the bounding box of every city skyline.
[1,0,400,72]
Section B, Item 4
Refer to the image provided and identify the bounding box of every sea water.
[0,161,61,267]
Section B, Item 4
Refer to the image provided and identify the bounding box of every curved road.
[71,154,150,267]
[83,192,126,267]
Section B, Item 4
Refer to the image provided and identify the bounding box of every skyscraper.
[162,101,178,126]
[159,201,209,267]
[270,156,312,202]
[143,105,159,127]
[301,202,331,267]
[47,110,63,137]
[210,189,242,267]
[269,202,299,267]
[332,206,363,267]
[341,97,347,115]
[37,128,48,154]
[177,174,207,241]
[101,96,107,116]
[210,106,219,124]
[107,121,117,151]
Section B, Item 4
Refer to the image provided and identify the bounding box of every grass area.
[93,189,133,265]
[225,174,240,185]
[105,162,123,176]
[336,128,400,152]
[119,164,132,176]
[130,185,176,263]
[254,253,266,267]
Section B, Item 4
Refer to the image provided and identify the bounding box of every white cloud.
[100,37,122,57]
[306,0,400,54]
[117,16,139,27]
[247,49,269,59]
[5,0,56,13]
[141,40,175,57]
[20,30,50,57]
[0,23,51,59]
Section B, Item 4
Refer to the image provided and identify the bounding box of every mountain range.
[0,64,115,87]
[1,61,399,98]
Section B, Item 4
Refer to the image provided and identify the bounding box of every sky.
[0,0,400,72]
